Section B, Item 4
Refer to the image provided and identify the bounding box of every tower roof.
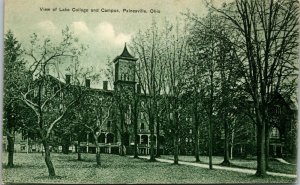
[113,43,138,63]
[120,43,134,58]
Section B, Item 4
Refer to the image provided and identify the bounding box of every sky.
[4,0,226,88]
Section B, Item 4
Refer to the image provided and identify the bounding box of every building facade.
[4,44,297,159]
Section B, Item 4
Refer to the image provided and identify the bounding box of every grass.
[159,155,297,175]
[2,152,297,184]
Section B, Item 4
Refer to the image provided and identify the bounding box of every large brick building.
[4,44,297,159]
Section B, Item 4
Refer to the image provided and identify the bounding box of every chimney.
[103,81,108,90]
[66,75,71,84]
[85,79,90,88]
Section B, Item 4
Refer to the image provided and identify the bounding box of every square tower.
[113,43,138,87]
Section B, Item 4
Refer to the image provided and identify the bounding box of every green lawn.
[2,152,297,184]
[159,155,297,174]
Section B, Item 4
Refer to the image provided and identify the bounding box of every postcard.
[2,0,298,184]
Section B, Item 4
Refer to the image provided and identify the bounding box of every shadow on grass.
[228,163,253,170]
[2,164,23,169]
[247,174,269,179]
[170,163,182,166]
[67,158,96,163]
[2,164,45,169]
[34,175,65,180]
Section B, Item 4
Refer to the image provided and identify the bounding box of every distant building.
[268,92,297,157]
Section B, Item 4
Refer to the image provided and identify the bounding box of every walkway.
[275,158,296,165]
[137,156,297,179]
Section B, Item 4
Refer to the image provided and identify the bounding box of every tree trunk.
[77,149,82,161]
[173,110,179,164]
[7,105,14,168]
[7,134,14,168]
[230,128,234,160]
[208,69,214,170]
[149,114,155,162]
[62,143,69,154]
[194,122,200,162]
[174,133,179,164]
[120,134,125,156]
[265,125,270,170]
[62,135,70,154]
[77,134,82,161]
[221,119,230,166]
[230,145,233,160]
[155,117,160,158]
[133,98,139,159]
[120,110,125,156]
[42,140,56,177]
[255,119,266,177]
[96,144,101,166]
[134,133,139,158]
[208,111,213,169]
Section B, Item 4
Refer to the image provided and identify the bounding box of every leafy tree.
[3,30,29,167]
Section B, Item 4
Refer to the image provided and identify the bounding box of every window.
[271,127,280,139]
[21,145,26,151]
[141,123,145,130]
[275,105,281,115]
[22,130,26,140]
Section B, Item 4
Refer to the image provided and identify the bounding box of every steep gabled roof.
[273,91,298,111]
[120,43,134,58]
[113,43,138,63]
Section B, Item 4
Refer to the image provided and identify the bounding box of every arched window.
[99,133,105,143]
[106,133,114,143]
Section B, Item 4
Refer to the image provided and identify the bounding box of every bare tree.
[186,12,222,169]
[162,19,189,164]
[20,27,87,177]
[211,0,299,176]
[79,94,113,166]
[131,20,166,161]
